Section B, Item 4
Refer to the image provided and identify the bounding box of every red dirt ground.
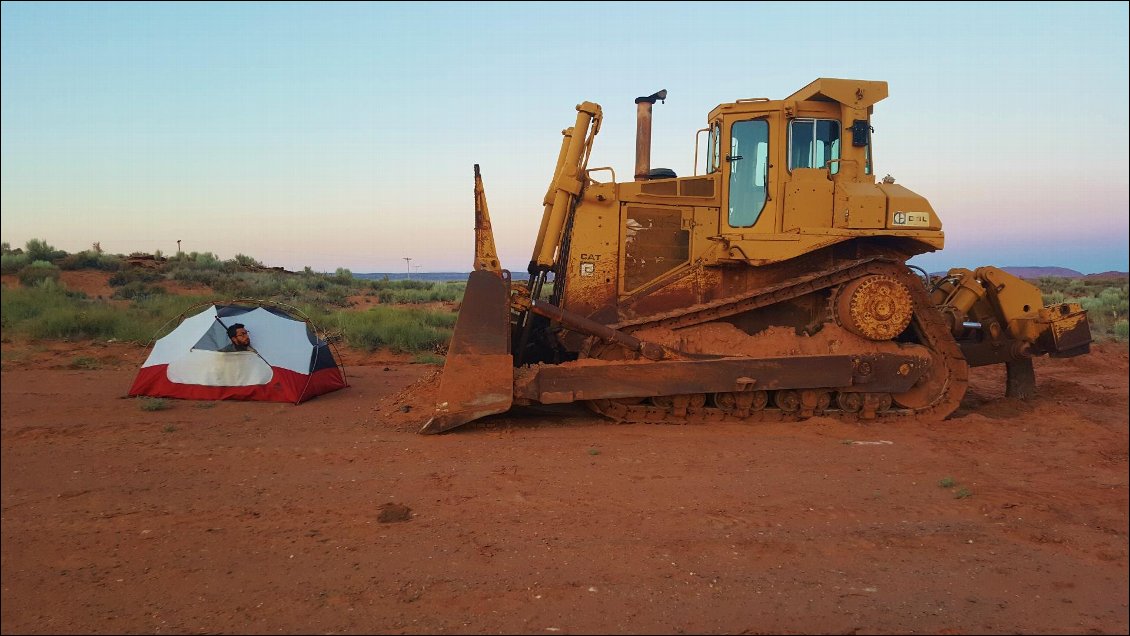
[1,276,1127,634]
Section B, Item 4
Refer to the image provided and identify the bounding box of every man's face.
[232,328,250,347]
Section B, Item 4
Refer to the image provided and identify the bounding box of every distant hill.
[1083,271,1130,280]
[999,266,1084,279]
[928,267,1127,280]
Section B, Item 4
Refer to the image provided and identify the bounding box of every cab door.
[723,115,779,233]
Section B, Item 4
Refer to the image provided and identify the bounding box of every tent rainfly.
[128,301,348,403]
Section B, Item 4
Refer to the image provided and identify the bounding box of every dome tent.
[128,300,348,403]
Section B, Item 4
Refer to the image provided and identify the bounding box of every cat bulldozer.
[420,78,1092,434]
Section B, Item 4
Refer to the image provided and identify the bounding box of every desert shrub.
[321,287,352,308]
[130,295,216,340]
[27,300,150,341]
[218,270,366,308]
[31,277,87,300]
[229,253,263,268]
[1,282,169,342]
[167,265,226,287]
[1,252,31,275]
[327,305,456,353]
[58,250,123,271]
[111,281,166,301]
[17,261,61,286]
[187,252,224,269]
[138,397,172,412]
[412,353,445,365]
[375,281,465,304]
[70,356,100,370]
[1041,290,1066,305]
[30,304,143,340]
[303,276,329,292]
[367,278,434,292]
[1,281,70,328]
[1113,320,1129,340]
[1076,286,1129,338]
[109,268,163,286]
[23,238,66,263]
[1036,277,1128,341]
[280,276,314,297]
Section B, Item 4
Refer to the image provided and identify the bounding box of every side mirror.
[851,120,872,147]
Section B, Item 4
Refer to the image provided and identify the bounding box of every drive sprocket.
[833,274,914,341]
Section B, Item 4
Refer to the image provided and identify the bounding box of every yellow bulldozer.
[420,78,1092,434]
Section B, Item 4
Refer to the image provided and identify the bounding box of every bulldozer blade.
[419,270,514,434]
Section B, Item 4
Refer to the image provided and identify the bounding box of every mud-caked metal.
[421,78,1092,433]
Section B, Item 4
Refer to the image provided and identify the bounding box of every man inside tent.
[219,323,254,352]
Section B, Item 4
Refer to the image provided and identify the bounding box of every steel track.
[586,259,969,424]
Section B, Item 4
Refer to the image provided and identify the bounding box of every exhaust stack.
[634,89,667,181]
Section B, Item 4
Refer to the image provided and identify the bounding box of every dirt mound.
[374,367,443,432]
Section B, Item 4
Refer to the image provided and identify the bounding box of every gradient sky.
[2,1,1127,274]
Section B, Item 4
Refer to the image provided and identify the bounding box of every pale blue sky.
[2,1,1127,273]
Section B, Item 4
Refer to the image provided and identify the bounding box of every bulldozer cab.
[663,78,941,267]
[707,110,869,229]
[601,78,944,278]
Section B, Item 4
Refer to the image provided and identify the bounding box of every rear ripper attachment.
[418,80,1091,433]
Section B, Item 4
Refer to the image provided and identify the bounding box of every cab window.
[727,119,769,228]
[789,118,840,174]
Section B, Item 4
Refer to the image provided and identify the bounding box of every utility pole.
[403,257,412,280]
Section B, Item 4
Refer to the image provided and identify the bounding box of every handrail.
[693,127,709,176]
[586,166,616,184]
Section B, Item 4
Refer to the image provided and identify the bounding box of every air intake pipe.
[634,90,667,182]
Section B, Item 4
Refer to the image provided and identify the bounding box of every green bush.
[1037,276,1128,341]
[111,281,166,301]
[331,268,353,284]
[187,252,223,269]
[1,282,169,342]
[17,261,61,286]
[1113,320,1129,340]
[167,266,224,287]
[230,253,263,268]
[376,281,465,304]
[109,268,163,287]
[58,251,122,271]
[1,246,462,350]
[327,305,456,353]
[139,397,172,412]
[24,238,66,263]
[1,252,30,275]
[412,353,445,365]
